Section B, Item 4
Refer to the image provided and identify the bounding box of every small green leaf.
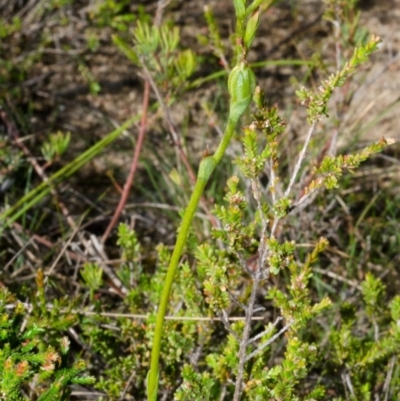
[233,0,246,17]
[244,8,260,49]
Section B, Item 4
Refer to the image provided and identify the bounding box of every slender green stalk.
[147,1,260,395]
[147,64,255,398]
[147,169,209,401]
[147,132,234,401]
[213,119,239,163]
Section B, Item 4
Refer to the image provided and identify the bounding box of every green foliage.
[296,35,381,122]
[117,223,141,261]
[196,244,231,311]
[0,135,22,191]
[89,0,137,31]
[361,272,386,319]
[0,17,21,39]
[245,337,325,400]
[324,274,400,400]
[324,0,370,47]
[86,225,215,400]
[78,63,101,95]
[80,263,103,302]
[1,1,398,400]
[0,115,140,230]
[0,15,35,98]
[303,137,393,194]
[175,365,215,400]
[41,131,71,163]
[212,175,257,252]
[202,5,228,67]
[268,238,332,324]
[113,19,197,98]
[0,288,94,400]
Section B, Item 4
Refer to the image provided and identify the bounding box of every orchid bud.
[228,62,256,106]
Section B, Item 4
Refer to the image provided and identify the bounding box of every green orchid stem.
[147,112,242,401]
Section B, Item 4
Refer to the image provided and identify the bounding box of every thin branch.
[154,0,170,27]
[383,355,396,401]
[232,177,271,401]
[3,303,265,321]
[292,187,319,210]
[342,371,356,400]
[246,316,283,346]
[218,310,240,341]
[119,370,137,401]
[284,120,318,197]
[245,319,294,362]
[89,234,128,296]
[313,267,361,290]
[45,218,83,282]
[268,161,277,204]
[232,256,263,400]
[70,391,107,398]
[4,237,34,271]
[218,385,228,401]
[227,289,248,311]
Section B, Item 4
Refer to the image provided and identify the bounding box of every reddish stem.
[101,79,150,243]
